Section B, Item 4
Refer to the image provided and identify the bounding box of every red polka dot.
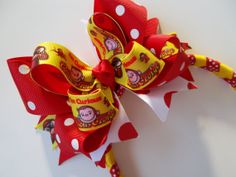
[164,91,177,108]
[110,163,121,176]
[188,54,196,65]
[118,123,138,141]
[202,58,220,72]
[224,72,236,88]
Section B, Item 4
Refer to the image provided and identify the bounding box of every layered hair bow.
[7,0,236,176]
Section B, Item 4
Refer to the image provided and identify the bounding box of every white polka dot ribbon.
[6,1,236,177]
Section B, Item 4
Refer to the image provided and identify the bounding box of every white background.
[0,0,236,177]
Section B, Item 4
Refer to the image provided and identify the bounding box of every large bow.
[7,0,195,171]
[7,0,236,177]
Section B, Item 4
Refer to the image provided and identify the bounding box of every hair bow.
[7,0,236,176]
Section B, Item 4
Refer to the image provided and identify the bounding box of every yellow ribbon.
[31,14,166,132]
[87,14,165,90]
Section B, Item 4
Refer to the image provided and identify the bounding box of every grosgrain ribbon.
[29,13,168,132]
[7,0,236,177]
[13,12,169,171]
[7,8,195,177]
[88,13,187,92]
[31,42,117,132]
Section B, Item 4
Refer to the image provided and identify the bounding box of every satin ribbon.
[29,12,186,145]
[7,1,236,177]
[31,40,165,130]
[7,11,171,166]
[88,13,191,92]
[7,2,193,167]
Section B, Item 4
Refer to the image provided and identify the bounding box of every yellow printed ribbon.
[87,14,165,91]
[31,42,117,131]
[68,87,116,131]
[31,14,166,132]
[189,54,236,90]
[32,43,96,92]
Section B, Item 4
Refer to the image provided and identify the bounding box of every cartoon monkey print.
[70,66,84,83]
[53,48,66,59]
[140,53,150,63]
[78,106,99,124]
[112,57,123,78]
[43,119,56,143]
[126,69,141,85]
[104,37,118,51]
[33,46,49,61]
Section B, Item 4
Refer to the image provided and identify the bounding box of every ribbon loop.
[114,42,165,90]
[31,42,97,94]
[30,42,119,133]
[143,34,191,86]
[68,87,117,131]
[88,14,166,91]
[88,14,125,60]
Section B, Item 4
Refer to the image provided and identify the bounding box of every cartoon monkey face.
[33,46,49,61]
[104,37,118,51]
[127,69,141,85]
[78,106,97,123]
[43,120,55,133]
[112,58,123,78]
[71,66,84,82]
[140,53,150,63]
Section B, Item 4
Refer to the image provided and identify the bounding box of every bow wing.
[94,0,159,43]
[7,57,71,115]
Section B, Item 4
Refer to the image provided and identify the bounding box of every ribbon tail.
[126,77,197,122]
[90,94,138,162]
[105,147,123,177]
[59,151,77,165]
[35,115,58,149]
[189,54,236,90]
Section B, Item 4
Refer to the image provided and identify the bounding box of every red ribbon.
[92,60,116,90]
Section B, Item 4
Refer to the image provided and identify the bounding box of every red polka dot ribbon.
[6,0,236,176]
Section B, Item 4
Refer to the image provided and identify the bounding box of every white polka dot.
[18,64,30,75]
[130,29,140,39]
[64,118,74,126]
[150,48,156,54]
[115,5,125,16]
[56,134,61,144]
[180,62,186,71]
[71,139,79,151]
[27,101,36,110]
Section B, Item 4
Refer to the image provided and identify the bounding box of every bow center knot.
[92,60,115,89]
